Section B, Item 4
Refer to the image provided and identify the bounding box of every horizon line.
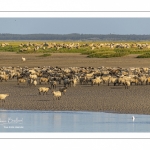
[0,33,150,35]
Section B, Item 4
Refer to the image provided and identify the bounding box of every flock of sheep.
[18,42,150,51]
[1,42,150,52]
[1,60,150,104]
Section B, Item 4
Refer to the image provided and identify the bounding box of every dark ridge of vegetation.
[86,48,130,58]
[0,45,17,52]
[37,53,51,57]
[1,33,150,41]
[136,53,150,58]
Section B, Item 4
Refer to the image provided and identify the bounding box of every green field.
[1,41,150,58]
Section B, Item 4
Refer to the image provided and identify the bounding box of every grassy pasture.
[1,40,150,58]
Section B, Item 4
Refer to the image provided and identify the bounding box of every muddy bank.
[0,52,150,114]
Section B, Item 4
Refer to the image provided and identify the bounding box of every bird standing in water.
[132,116,135,122]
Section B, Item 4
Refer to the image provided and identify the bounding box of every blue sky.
[0,18,150,34]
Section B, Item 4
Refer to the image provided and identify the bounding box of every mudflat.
[1,52,150,114]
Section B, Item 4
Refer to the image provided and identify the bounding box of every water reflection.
[0,112,8,121]
[53,113,62,131]
[0,110,150,132]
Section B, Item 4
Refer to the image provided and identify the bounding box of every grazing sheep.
[28,78,37,86]
[38,87,51,95]
[33,80,37,86]
[0,74,10,82]
[50,80,57,89]
[130,76,139,85]
[27,78,33,86]
[124,80,131,89]
[0,94,9,103]
[85,76,94,85]
[64,78,71,87]
[29,74,37,80]
[79,76,86,85]
[146,77,150,85]
[85,72,94,78]
[39,77,49,84]
[59,87,67,95]
[108,76,118,86]
[138,75,147,85]
[118,76,131,86]
[17,78,27,85]
[72,78,78,87]
[91,77,102,86]
[28,69,36,74]
[101,75,111,84]
[53,76,62,84]
[91,46,95,50]
[52,90,61,100]
[22,57,26,62]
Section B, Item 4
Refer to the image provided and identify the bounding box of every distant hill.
[0,33,150,41]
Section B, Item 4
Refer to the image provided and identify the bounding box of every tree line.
[0,33,150,41]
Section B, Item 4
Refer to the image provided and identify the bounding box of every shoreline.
[1,109,150,115]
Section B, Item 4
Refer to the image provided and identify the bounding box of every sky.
[0,18,150,35]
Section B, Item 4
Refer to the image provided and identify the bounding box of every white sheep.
[33,80,37,86]
[118,76,131,86]
[101,75,111,84]
[17,78,27,85]
[0,74,10,82]
[39,77,49,84]
[50,80,57,89]
[91,76,102,86]
[138,75,147,85]
[22,57,26,62]
[28,69,36,74]
[130,76,139,85]
[29,74,37,80]
[38,87,51,95]
[85,72,94,78]
[72,78,78,87]
[52,90,61,100]
[108,76,118,86]
[0,94,9,103]
[146,77,150,85]
[124,80,131,89]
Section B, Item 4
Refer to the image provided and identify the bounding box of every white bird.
[22,57,26,62]
[132,116,135,122]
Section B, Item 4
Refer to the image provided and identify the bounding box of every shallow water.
[0,110,150,132]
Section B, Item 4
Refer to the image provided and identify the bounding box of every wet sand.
[1,52,150,114]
